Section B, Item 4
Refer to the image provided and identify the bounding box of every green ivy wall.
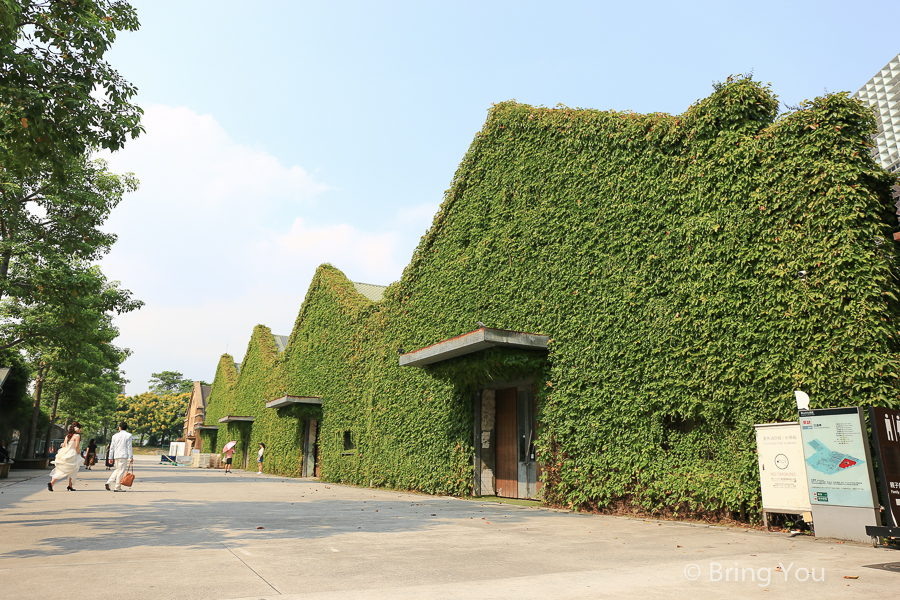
[204,78,899,519]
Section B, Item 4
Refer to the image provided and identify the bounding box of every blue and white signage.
[798,407,878,509]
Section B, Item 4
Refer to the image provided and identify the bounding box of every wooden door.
[495,387,518,498]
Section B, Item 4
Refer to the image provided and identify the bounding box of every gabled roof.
[273,334,290,353]
[352,281,387,302]
[192,382,212,409]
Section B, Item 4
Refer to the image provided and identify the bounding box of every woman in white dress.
[48,422,82,492]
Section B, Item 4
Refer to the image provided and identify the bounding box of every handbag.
[120,464,135,487]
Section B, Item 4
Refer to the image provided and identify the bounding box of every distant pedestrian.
[48,422,82,492]
[105,443,114,470]
[223,442,235,473]
[256,443,265,474]
[105,422,134,492]
[83,439,97,470]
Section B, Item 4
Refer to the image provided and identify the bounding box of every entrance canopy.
[217,415,255,423]
[266,395,322,409]
[399,327,550,367]
[196,425,219,430]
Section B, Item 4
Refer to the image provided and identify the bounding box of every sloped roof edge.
[273,334,290,353]
[352,281,388,302]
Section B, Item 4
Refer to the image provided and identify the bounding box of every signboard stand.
[798,407,881,543]
[865,406,900,543]
[754,422,811,530]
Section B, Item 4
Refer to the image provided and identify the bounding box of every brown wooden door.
[495,387,518,498]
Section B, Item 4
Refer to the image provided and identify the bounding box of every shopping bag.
[120,464,135,487]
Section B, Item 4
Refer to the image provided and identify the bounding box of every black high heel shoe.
[66,485,76,491]
[47,482,53,492]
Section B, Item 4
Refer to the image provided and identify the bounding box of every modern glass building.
[855,53,900,176]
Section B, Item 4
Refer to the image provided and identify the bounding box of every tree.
[118,391,189,446]
[0,154,139,351]
[0,0,143,180]
[148,371,206,396]
[39,313,130,453]
[0,150,140,458]
[13,266,138,456]
[0,1,142,456]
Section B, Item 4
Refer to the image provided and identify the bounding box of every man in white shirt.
[105,422,134,492]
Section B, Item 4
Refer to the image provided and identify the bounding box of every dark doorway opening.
[302,418,319,477]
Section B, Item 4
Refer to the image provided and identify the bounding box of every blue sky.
[99,0,899,393]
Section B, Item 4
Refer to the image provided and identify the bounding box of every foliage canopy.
[0,0,142,179]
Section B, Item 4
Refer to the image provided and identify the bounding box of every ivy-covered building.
[202,78,899,520]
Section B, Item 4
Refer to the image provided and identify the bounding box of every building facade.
[182,382,212,455]
[855,52,900,227]
[201,78,899,518]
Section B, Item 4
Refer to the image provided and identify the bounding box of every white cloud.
[98,105,436,393]
[112,294,303,385]
[103,105,330,212]
[272,218,401,284]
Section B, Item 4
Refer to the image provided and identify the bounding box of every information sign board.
[869,406,900,528]
[754,422,811,513]
[798,407,878,509]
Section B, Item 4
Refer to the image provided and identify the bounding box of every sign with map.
[798,407,878,509]
[754,422,811,513]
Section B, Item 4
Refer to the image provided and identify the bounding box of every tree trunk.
[43,389,60,456]
[25,362,46,458]
[0,247,11,302]
[0,200,21,303]
[139,433,144,447]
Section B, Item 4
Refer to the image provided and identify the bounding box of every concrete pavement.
[0,456,897,599]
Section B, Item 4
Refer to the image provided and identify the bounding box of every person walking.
[105,443,114,470]
[83,439,98,470]
[256,442,265,474]
[48,422,82,492]
[105,422,133,492]
[223,443,235,473]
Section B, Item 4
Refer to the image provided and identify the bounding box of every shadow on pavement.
[0,463,558,559]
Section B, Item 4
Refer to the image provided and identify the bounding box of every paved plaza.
[0,456,897,599]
